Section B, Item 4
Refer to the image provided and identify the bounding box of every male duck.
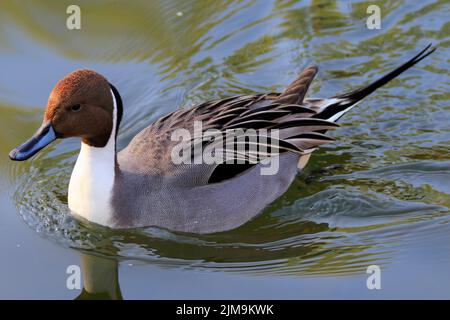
[9,45,434,233]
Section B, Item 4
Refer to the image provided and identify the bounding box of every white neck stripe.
[110,88,118,144]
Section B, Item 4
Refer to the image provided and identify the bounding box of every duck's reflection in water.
[75,253,122,300]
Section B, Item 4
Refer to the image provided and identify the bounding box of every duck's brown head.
[9,69,122,161]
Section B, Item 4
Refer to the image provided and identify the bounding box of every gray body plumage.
[113,152,298,233]
[108,45,435,233]
[112,94,310,233]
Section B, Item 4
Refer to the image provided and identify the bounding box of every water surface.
[0,0,449,299]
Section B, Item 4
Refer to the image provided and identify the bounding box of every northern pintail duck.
[9,45,435,233]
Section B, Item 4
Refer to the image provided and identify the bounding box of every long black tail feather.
[336,44,436,101]
[315,44,436,121]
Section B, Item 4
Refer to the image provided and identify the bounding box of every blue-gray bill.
[9,122,57,161]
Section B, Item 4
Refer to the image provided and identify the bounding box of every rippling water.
[1,0,449,298]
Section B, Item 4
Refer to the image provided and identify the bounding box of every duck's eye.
[71,104,82,112]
